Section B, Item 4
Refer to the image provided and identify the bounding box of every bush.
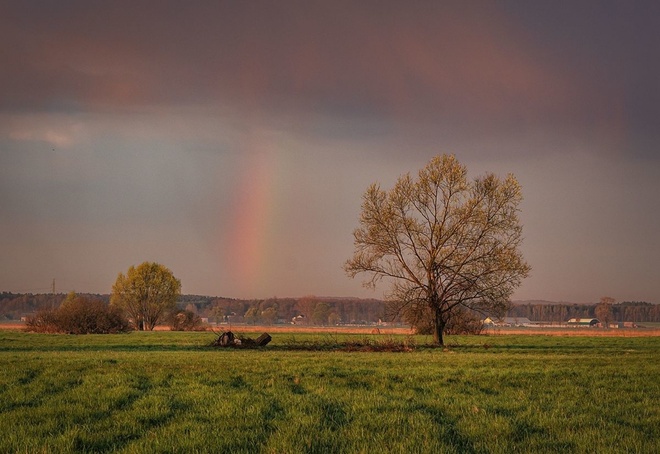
[25,293,132,334]
[444,308,485,335]
[168,310,206,331]
[404,305,485,336]
[25,308,60,333]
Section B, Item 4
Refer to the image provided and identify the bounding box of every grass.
[1,331,659,453]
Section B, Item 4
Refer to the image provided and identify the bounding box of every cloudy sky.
[1,1,658,303]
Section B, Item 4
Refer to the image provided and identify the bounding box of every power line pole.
[51,278,55,294]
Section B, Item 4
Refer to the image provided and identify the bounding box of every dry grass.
[485,327,660,337]
[0,322,26,330]
[212,324,414,335]
[4,320,660,337]
[1,321,413,335]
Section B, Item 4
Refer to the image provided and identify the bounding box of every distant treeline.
[0,292,108,320]
[177,295,388,325]
[4,292,658,325]
[508,301,660,323]
[0,292,387,325]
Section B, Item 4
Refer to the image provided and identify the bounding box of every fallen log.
[255,332,272,346]
[210,331,271,348]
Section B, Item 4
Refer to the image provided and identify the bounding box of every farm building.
[608,321,638,328]
[567,318,600,327]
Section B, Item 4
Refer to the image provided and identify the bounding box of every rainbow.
[225,134,290,294]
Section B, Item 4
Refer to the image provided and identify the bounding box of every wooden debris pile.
[210,331,272,348]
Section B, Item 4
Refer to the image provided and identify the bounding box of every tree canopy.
[111,262,181,331]
[345,154,530,345]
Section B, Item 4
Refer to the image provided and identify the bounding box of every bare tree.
[595,296,615,327]
[345,155,530,345]
[295,295,318,322]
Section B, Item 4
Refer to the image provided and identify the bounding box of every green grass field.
[1,330,658,453]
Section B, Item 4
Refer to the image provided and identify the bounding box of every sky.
[1,1,659,303]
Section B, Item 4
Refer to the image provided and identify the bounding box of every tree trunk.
[433,308,445,346]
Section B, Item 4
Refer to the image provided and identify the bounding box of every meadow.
[1,330,658,453]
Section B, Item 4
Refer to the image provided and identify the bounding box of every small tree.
[111,262,181,331]
[261,306,278,325]
[595,296,615,328]
[244,306,260,325]
[296,295,318,321]
[168,309,205,331]
[311,302,331,326]
[211,303,225,323]
[328,312,341,326]
[345,154,530,346]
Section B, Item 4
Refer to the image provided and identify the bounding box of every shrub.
[168,310,206,331]
[25,308,60,333]
[444,308,485,335]
[25,293,132,334]
[407,305,484,336]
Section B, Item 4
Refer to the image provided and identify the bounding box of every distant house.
[608,321,637,329]
[484,316,533,327]
[567,318,599,327]
[20,313,35,322]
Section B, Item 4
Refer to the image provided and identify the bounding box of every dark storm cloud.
[500,0,660,158]
[2,0,629,140]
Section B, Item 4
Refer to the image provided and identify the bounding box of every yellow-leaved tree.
[111,262,181,331]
